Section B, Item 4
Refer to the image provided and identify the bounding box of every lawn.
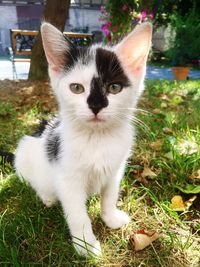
[0,79,200,266]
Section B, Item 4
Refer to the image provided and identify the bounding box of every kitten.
[15,22,152,256]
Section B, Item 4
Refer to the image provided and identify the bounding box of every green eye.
[70,83,85,94]
[108,83,122,94]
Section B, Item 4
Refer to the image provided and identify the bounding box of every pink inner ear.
[117,48,147,77]
[116,23,152,75]
[41,23,67,74]
[46,51,63,73]
[117,39,150,74]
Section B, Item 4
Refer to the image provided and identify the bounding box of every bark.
[28,0,70,80]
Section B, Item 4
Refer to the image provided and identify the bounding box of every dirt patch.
[0,79,57,112]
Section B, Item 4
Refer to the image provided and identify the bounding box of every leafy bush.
[167,7,200,66]
[100,1,154,43]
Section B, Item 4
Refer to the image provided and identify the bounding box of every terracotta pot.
[172,67,190,80]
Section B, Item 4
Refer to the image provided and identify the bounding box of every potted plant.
[168,7,200,80]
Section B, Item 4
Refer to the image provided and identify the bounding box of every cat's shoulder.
[32,115,60,137]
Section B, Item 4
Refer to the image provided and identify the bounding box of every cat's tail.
[0,150,15,172]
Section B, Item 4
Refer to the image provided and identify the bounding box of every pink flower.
[101,25,110,36]
[149,11,154,20]
[122,4,127,11]
[141,10,147,21]
[101,5,106,14]
[105,21,110,29]
[134,16,139,22]
[104,29,110,36]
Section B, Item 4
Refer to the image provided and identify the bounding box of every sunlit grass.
[0,80,200,266]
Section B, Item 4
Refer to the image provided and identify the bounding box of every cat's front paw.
[102,209,130,229]
[72,237,101,257]
[41,195,57,207]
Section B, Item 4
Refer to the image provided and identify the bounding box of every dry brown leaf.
[129,230,160,251]
[163,127,173,134]
[189,169,200,181]
[153,108,162,114]
[177,137,198,155]
[169,195,197,211]
[141,167,157,179]
[149,140,163,151]
[159,94,170,101]
[194,170,200,179]
[160,102,168,108]
[169,195,185,211]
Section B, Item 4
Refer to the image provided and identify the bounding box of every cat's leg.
[15,135,57,207]
[56,177,101,257]
[101,166,130,229]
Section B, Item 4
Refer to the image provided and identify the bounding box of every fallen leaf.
[129,230,160,251]
[153,108,162,114]
[177,138,198,155]
[141,167,157,179]
[159,94,170,101]
[169,195,186,211]
[185,196,197,209]
[160,102,168,108]
[163,127,173,134]
[137,176,149,186]
[196,170,200,179]
[169,195,197,211]
[175,184,200,194]
[149,139,163,151]
[164,151,174,160]
[169,95,184,106]
[190,169,200,181]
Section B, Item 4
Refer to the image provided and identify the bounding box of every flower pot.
[172,67,190,80]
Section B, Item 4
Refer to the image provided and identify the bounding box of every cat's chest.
[64,127,133,175]
[72,132,131,194]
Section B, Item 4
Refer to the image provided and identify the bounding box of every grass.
[0,80,200,266]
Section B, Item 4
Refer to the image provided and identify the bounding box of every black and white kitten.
[15,22,152,256]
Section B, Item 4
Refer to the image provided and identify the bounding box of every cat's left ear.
[115,23,152,75]
[41,22,74,75]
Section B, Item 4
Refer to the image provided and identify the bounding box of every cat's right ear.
[41,22,72,75]
[115,23,152,76]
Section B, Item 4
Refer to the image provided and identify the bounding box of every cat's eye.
[70,83,85,94]
[108,83,122,94]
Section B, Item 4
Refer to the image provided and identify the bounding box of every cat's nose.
[89,105,102,115]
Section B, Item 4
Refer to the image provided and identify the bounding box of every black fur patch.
[45,117,61,161]
[46,133,61,161]
[32,119,48,137]
[63,37,91,71]
[87,77,108,115]
[87,48,130,114]
[95,48,130,87]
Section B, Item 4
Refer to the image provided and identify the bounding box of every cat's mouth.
[88,116,105,123]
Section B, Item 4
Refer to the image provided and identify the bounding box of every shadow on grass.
[0,175,93,266]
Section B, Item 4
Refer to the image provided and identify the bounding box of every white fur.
[15,22,152,257]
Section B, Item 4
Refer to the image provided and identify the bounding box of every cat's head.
[41,22,152,130]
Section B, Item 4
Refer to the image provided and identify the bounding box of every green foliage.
[100,0,153,43]
[167,7,200,66]
[100,0,200,44]
[175,184,200,194]
[152,0,200,27]
[0,102,13,117]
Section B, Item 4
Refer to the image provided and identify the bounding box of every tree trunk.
[28,0,70,80]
